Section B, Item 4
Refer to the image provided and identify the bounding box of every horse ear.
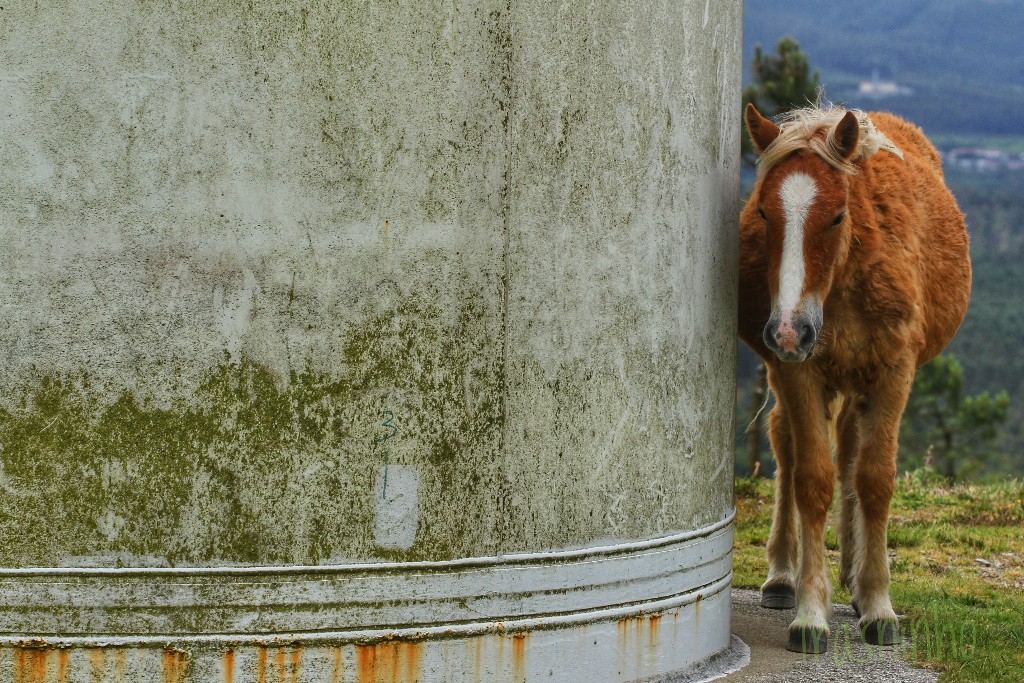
[745,104,780,154]
[833,111,861,160]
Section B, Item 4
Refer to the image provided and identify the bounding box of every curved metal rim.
[0,573,733,648]
[0,510,736,577]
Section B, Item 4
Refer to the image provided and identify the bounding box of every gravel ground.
[712,589,940,683]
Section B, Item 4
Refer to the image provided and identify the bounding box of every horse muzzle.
[763,302,823,362]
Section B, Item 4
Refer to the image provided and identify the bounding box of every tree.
[741,37,822,163]
[899,353,1010,481]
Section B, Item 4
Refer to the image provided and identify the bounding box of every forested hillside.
[744,0,1024,135]
[944,170,1024,468]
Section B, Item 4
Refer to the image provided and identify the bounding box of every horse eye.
[757,207,767,221]
[831,212,847,227]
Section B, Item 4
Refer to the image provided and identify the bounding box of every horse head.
[744,104,864,362]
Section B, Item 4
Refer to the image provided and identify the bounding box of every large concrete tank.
[0,1,741,681]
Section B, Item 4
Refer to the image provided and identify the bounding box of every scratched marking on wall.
[379,409,397,499]
[373,407,419,550]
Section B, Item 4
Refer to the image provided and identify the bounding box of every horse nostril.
[763,321,780,349]
[799,322,816,348]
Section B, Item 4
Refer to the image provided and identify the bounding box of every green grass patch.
[733,469,1024,682]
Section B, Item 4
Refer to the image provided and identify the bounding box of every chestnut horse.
[739,104,970,653]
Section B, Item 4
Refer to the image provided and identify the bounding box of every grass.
[733,469,1024,682]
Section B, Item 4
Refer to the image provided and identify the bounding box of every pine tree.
[900,354,1010,480]
[741,37,821,163]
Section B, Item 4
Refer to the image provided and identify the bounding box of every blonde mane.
[756,105,904,178]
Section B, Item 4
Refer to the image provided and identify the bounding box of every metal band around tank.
[0,512,734,646]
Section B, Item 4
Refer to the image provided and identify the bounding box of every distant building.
[944,147,1024,172]
[858,69,914,99]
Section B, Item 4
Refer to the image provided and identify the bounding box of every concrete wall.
[0,1,741,681]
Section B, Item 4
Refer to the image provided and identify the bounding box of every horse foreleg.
[761,404,799,609]
[852,370,911,645]
[836,400,860,596]
[786,387,835,654]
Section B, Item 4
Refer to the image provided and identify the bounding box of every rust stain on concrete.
[162,648,188,683]
[113,649,126,683]
[12,648,26,683]
[30,649,49,683]
[355,641,423,683]
[356,644,378,682]
[399,642,422,682]
[88,649,106,682]
[57,650,70,683]
[273,648,286,682]
[511,633,528,683]
[473,637,482,683]
[257,648,268,683]
[648,614,662,649]
[330,647,345,683]
[223,650,235,683]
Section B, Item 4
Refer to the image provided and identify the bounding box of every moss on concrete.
[0,289,504,567]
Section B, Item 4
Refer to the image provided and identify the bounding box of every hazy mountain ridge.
[744,0,1024,135]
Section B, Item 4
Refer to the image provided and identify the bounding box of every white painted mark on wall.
[373,465,419,550]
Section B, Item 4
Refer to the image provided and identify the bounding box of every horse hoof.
[861,619,901,646]
[850,599,860,617]
[761,584,796,610]
[787,626,829,654]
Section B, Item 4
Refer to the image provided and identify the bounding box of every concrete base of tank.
[0,517,735,683]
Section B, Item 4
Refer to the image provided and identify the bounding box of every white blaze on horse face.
[777,172,818,318]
